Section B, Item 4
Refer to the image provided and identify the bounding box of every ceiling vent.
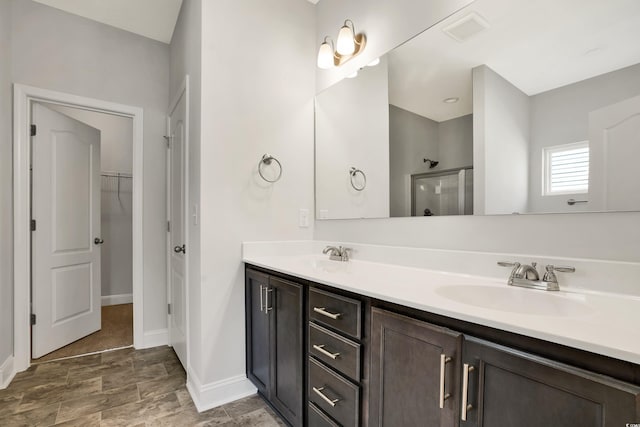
[442,12,490,42]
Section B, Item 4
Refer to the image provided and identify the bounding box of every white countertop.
[243,252,640,365]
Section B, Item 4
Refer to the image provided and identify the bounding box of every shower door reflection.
[412,167,473,216]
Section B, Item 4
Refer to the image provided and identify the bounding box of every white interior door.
[168,91,187,368]
[32,103,102,359]
[588,95,640,211]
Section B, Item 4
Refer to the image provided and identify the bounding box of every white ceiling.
[388,0,640,122]
[32,0,183,44]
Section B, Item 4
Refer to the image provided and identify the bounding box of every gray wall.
[0,0,14,368]
[529,63,640,213]
[169,0,202,377]
[10,0,170,332]
[314,0,640,264]
[389,106,438,217]
[316,58,390,219]
[198,0,315,388]
[389,106,472,217]
[439,114,473,169]
[473,65,530,215]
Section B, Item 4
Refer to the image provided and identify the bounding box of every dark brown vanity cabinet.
[246,269,304,427]
[307,287,364,427]
[460,337,640,427]
[369,308,463,427]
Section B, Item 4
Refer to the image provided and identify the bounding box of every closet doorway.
[13,85,144,371]
[31,102,134,361]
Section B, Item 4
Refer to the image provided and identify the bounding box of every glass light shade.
[336,25,356,55]
[317,42,334,69]
[367,57,380,67]
[346,70,358,78]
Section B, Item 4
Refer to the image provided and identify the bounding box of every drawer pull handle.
[313,386,340,407]
[313,307,342,320]
[461,363,475,421]
[313,344,340,360]
[439,354,452,409]
[259,285,264,313]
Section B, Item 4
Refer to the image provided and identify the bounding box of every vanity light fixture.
[367,57,380,67]
[317,19,367,69]
[346,71,359,79]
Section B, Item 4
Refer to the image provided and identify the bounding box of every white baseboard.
[186,369,257,413]
[0,355,15,390]
[138,329,168,349]
[101,293,133,306]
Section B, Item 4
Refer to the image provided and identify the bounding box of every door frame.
[13,84,144,372]
[166,75,190,371]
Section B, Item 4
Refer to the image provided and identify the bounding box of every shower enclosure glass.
[412,167,473,216]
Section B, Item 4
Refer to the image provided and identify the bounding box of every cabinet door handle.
[313,344,340,360]
[265,288,273,313]
[461,363,475,421]
[259,285,264,313]
[313,307,342,320]
[439,354,452,409]
[312,386,340,407]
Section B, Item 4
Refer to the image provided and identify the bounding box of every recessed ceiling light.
[443,97,459,103]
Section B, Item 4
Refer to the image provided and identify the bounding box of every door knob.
[174,244,185,254]
[94,238,104,245]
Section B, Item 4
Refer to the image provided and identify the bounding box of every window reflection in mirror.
[315,0,640,219]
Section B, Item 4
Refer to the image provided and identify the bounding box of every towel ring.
[258,154,282,183]
[349,167,366,191]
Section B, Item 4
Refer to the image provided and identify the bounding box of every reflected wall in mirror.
[315,0,640,219]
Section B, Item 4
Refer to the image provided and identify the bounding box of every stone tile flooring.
[0,346,285,426]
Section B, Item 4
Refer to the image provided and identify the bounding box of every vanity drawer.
[309,357,360,427]
[309,322,361,381]
[309,288,362,339]
[308,402,340,427]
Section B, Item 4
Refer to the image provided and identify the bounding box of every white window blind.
[543,142,589,195]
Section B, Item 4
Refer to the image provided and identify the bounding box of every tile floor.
[0,346,285,426]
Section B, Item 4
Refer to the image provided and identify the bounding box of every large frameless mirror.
[315,0,640,219]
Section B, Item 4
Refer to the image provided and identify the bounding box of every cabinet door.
[269,276,304,427]
[369,308,463,427]
[461,337,640,427]
[246,269,271,396]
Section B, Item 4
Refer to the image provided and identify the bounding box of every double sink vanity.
[243,241,640,426]
[246,0,640,423]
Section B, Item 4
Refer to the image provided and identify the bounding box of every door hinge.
[30,314,36,325]
[30,124,37,136]
[31,219,36,231]
[167,221,170,232]
[168,304,171,315]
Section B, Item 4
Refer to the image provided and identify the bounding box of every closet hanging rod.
[101,171,133,179]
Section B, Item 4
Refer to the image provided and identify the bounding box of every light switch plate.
[299,209,309,228]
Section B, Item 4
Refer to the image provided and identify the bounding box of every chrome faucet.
[498,261,574,291]
[323,245,351,262]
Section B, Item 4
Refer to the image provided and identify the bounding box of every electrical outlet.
[299,209,309,228]
[319,209,329,220]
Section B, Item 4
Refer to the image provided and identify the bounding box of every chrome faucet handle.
[323,245,346,261]
[543,265,575,283]
[340,247,351,261]
[497,261,520,268]
[323,245,340,255]
[497,261,521,280]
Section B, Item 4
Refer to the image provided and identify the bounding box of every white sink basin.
[307,258,351,273]
[435,285,595,317]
